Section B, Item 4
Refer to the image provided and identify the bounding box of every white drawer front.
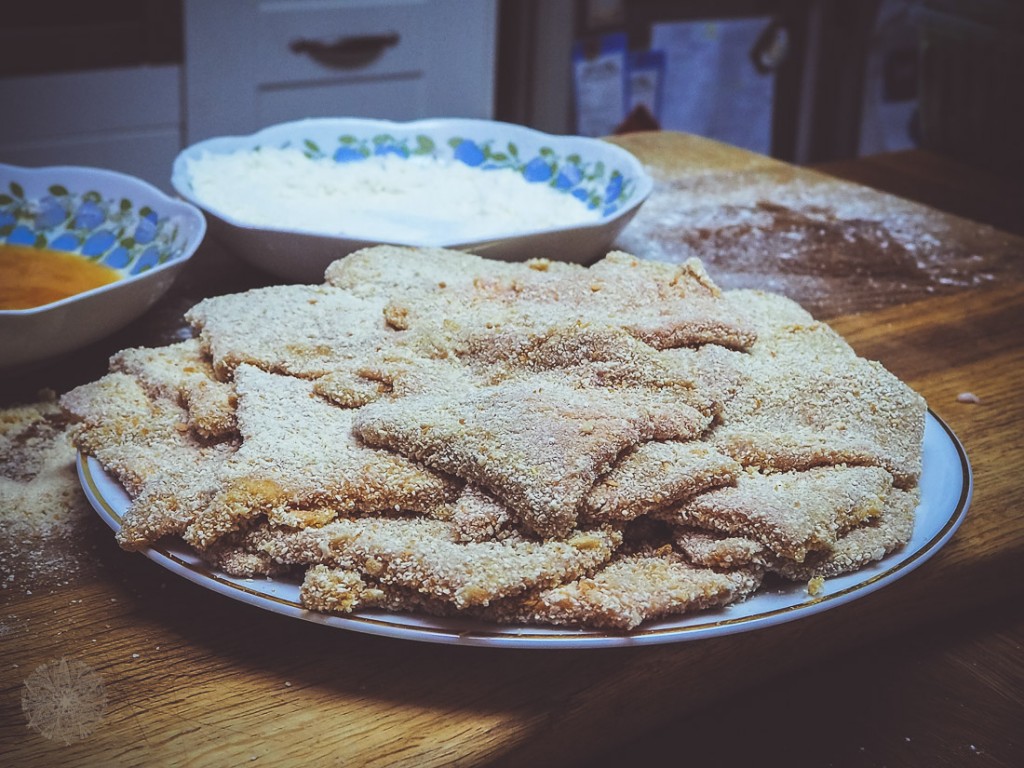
[185,0,497,142]
[0,66,181,145]
[257,75,426,124]
[256,1,428,86]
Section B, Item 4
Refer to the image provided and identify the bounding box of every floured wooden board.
[609,132,1022,317]
[0,394,99,596]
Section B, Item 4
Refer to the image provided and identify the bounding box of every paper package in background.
[857,0,922,156]
[627,49,666,124]
[572,33,628,138]
[650,18,776,155]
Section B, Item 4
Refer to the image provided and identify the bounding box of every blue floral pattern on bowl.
[0,180,184,275]
[285,133,637,217]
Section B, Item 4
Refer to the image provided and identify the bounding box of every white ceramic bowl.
[0,164,206,368]
[171,117,653,283]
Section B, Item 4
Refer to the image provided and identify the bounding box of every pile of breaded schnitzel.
[62,246,925,630]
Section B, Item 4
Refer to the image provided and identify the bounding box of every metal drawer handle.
[289,32,400,69]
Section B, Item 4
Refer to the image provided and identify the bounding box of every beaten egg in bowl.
[0,163,206,368]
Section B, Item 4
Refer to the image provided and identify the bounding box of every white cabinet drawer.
[258,76,425,125]
[0,65,182,191]
[0,67,181,146]
[185,0,497,143]
[255,1,428,86]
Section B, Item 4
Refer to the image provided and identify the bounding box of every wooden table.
[2,133,1022,767]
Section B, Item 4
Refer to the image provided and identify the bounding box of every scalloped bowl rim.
[170,117,654,247]
[0,163,207,317]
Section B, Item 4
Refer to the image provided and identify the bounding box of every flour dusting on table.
[614,167,1010,316]
[0,393,94,592]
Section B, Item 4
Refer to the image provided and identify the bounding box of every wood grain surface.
[2,132,1021,767]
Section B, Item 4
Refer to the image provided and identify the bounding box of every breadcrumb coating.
[61,372,181,495]
[111,339,236,438]
[256,516,621,608]
[61,245,927,630]
[183,364,459,549]
[586,252,756,350]
[354,370,709,537]
[769,487,918,580]
[200,527,289,577]
[483,550,763,630]
[663,464,893,562]
[299,564,460,616]
[674,528,767,569]
[584,441,741,523]
[325,246,757,352]
[185,284,396,379]
[450,486,515,543]
[60,373,238,549]
[712,291,927,486]
[675,486,918,581]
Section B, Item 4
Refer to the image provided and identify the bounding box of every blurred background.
[1,0,1021,191]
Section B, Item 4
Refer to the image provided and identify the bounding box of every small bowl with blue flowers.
[0,164,206,368]
[172,117,653,283]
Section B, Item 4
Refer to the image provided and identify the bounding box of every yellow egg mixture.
[0,243,121,310]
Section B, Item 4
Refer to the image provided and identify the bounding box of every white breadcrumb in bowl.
[186,149,603,244]
[172,117,653,282]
